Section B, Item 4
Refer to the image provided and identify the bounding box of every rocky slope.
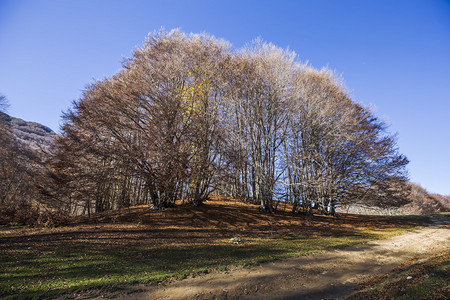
[0,112,56,152]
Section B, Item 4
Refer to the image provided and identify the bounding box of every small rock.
[229,237,242,244]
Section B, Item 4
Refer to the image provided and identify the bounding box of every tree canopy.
[43,30,408,216]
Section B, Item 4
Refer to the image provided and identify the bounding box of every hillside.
[341,182,449,216]
[0,111,56,152]
[407,183,450,214]
[0,198,439,299]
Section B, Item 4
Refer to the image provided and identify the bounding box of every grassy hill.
[0,198,429,299]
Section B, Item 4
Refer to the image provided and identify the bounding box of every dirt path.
[105,216,449,300]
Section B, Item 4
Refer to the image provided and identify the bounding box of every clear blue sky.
[1,0,449,195]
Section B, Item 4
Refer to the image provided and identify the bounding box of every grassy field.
[352,248,449,299]
[0,198,430,299]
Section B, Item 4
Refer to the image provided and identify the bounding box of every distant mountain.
[0,112,56,152]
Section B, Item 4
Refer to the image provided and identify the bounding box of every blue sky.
[1,0,449,195]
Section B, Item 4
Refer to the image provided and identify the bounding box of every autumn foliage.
[36,30,408,217]
[0,30,417,223]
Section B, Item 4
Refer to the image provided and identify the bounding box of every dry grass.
[0,198,428,299]
[351,249,449,299]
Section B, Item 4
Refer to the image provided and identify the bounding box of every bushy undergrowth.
[0,204,68,227]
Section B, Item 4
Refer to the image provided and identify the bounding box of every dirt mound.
[1,198,435,300]
[99,215,450,300]
[69,198,424,236]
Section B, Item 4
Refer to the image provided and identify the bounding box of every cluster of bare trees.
[46,30,408,216]
[0,95,44,223]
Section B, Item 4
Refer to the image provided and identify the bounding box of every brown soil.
[69,198,418,234]
[36,200,442,300]
[3,199,444,299]
[91,215,449,300]
[7,198,402,251]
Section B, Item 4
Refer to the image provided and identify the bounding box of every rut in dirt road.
[97,216,449,300]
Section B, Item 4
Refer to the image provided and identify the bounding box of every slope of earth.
[0,199,435,299]
[350,228,449,299]
[100,214,450,300]
[0,111,56,152]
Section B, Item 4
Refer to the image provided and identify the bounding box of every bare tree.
[48,31,409,218]
[285,68,408,215]
[0,94,43,223]
[223,41,296,212]
[49,30,231,212]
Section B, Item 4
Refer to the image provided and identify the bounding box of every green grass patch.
[394,215,432,223]
[431,212,450,216]
[0,225,420,299]
[352,250,449,299]
[0,205,431,300]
